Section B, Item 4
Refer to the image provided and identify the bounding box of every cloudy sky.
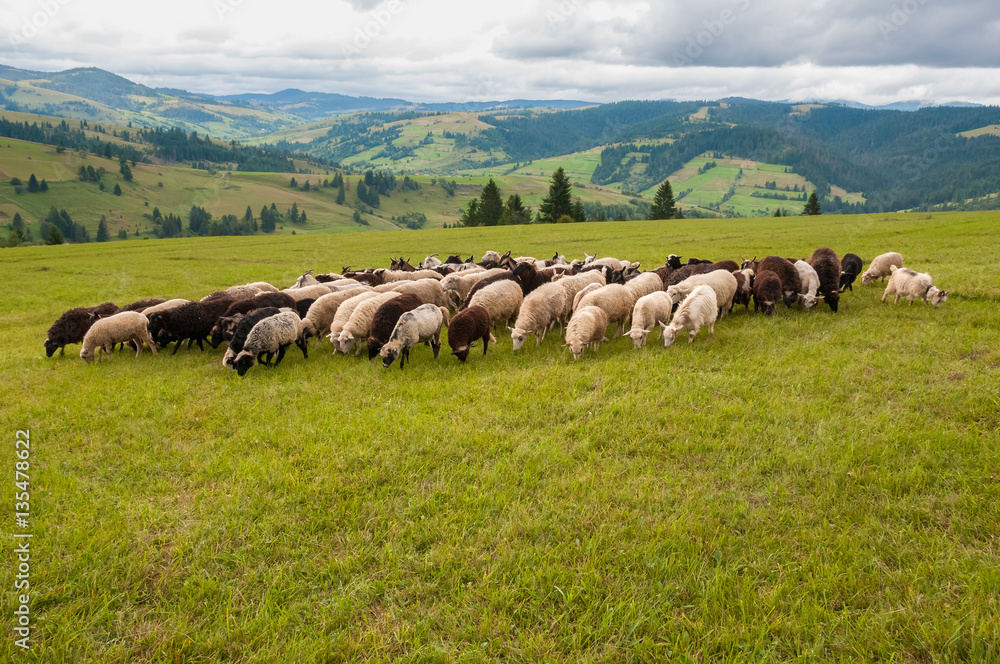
[3,0,998,105]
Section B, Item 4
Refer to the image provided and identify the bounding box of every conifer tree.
[539,167,573,223]
[651,180,679,219]
[803,192,821,215]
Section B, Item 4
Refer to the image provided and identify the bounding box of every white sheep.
[335,291,403,355]
[80,311,157,363]
[139,299,190,316]
[557,271,606,307]
[282,284,335,302]
[421,255,442,269]
[576,284,636,338]
[245,281,279,293]
[374,278,450,308]
[624,272,664,302]
[666,270,737,317]
[481,250,501,264]
[327,291,383,347]
[563,306,610,360]
[627,291,674,349]
[794,260,821,309]
[882,266,949,307]
[233,309,304,376]
[662,285,717,346]
[441,268,503,309]
[862,252,904,286]
[467,280,523,332]
[374,268,444,283]
[379,304,449,369]
[510,282,569,350]
[572,282,604,313]
[300,287,374,348]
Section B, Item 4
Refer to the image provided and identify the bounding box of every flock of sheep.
[43,248,949,373]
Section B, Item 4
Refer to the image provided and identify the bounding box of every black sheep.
[147,298,234,355]
[294,298,316,319]
[708,260,739,272]
[121,298,166,312]
[840,253,863,292]
[666,254,684,269]
[44,302,119,357]
[461,272,517,309]
[223,307,282,369]
[512,261,553,296]
[667,263,712,286]
[209,292,298,347]
[809,248,842,312]
[753,271,782,316]
[757,256,802,307]
[652,265,674,284]
[448,305,493,362]
[366,293,424,360]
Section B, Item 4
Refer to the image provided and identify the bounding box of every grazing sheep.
[576,284,634,338]
[510,282,569,350]
[146,298,234,354]
[441,267,502,309]
[652,264,674,285]
[233,309,307,376]
[299,287,374,348]
[627,291,674,349]
[666,254,684,270]
[375,278,450,308]
[753,271,782,316]
[733,269,754,310]
[138,299,190,317]
[447,305,495,362]
[559,271,607,311]
[793,260,821,309]
[327,291,384,350]
[367,293,425,359]
[222,307,282,369]
[202,284,262,302]
[667,263,712,286]
[808,248,842,312]
[210,292,299,346]
[281,284,335,302]
[757,256,802,308]
[468,280,523,332]
[708,260,740,273]
[512,261,555,296]
[882,266,949,308]
[667,269,738,317]
[375,268,444,283]
[840,253,864,292]
[294,298,315,318]
[80,312,157,363]
[380,304,450,369]
[572,282,604,313]
[662,285,717,346]
[335,291,404,356]
[861,252,904,286]
[624,272,664,303]
[44,302,119,357]
[563,306,610,360]
[246,281,279,293]
[461,272,519,309]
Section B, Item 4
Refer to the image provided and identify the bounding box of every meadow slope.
[1,211,998,662]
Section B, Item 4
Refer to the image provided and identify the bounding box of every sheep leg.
[171,340,183,356]
[708,321,715,335]
[186,338,196,350]
[258,351,270,365]
[400,347,409,370]
[59,346,65,356]
[688,329,697,343]
[273,345,288,367]
[482,333,490,356]
[297,339,309,359]
[195,338,205,352]
[134,338,142,358]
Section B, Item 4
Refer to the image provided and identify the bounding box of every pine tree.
[460,199,481,227]
[290,177,298,188]
[39,179,48,192]
[97,215,110,242]
[336,184,346,205]
[113,183,122,196]
[504,194,529,225]
[539,167,573,223]
[289,202,300,224]
[479,178,504,226]
[803,192,821,216]
[571,199,586,223]
[773,209,782,217]
[119,159,133,182]
[651,180,678,219]
[245,206,253,222]
[27,173,39,193]
[46,225,64,245]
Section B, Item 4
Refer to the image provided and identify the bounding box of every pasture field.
[1,211,999,662]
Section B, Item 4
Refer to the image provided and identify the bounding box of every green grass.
[1,211,999,661]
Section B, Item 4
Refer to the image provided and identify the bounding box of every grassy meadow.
[1,211,999,662]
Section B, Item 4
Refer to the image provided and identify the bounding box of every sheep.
[441,267,502,309]
[510,282,569,350]
[420,255,442,269]
[292,271,321,288]
[366,293,425,359]
[327,290,384,349]
[202,284,262,302]
[120,298,166,313]
[793,260,821,309]
[374,268,444,283]
[210,292,299,347]
[299,287,374,348]
[294,298,315,318]
[374,278,450,308]
[808,248,842,312]
[662,285,717,346]
[480,250,502,265]
[448,305,495,362]
[246,281,279,293]
[753,271,782,316]
[733,269,754,310]
[627,291,674,349]
[563,306,610,360]
[861,252,904,286]
[461,272,518,308]
[572,282,604,313]
[882,266,949,308]
[80,312,157,363]
[222,307,282,369]
[589,256,625,271]
[467,280,523,332]
[840,253,864,291]
[511,261,554,296]
[44,302,119,357]
[137,299,190,317]
[146,298,234,354]
[557,271,607,312]
[667,263,712,286]
[667,269,738,317]
[379,304,450,369]
[666,254,684,270]
[757,256,802,308]
[335,291,406,356]
[232,309,307,376]
[576,284,634,339]
[624,272,664,303]
[281,284,335,302]
[708,260,740,273]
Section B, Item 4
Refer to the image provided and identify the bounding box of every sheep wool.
[563,305,609,360]
[233,309,306,376]
[576,284,635,338]
[667,270,738,317]
[45,301,119,357]
[862,252,904,286]
[468,280,523,332]
[510,282,569,350]
[80,311,157,363]
[882,266,949,308]
[335,291,403,356]
[627,291,674,349]
[327,290,383,347]
[793,260,821,309]
[447,305,495,362]
[380,304,449,369]
[300,287,374,348]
